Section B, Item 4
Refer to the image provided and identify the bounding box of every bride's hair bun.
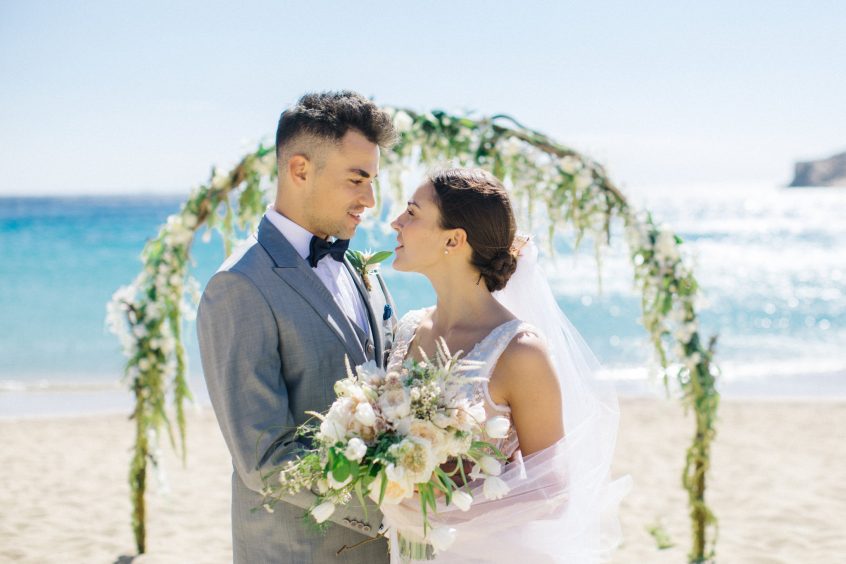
[429,168,518,292]
[477,248,519,292]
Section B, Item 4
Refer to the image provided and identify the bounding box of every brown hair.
[275,91,396,165]
[429,168,518,292]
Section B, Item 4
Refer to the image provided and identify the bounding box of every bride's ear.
[445,228,468,252]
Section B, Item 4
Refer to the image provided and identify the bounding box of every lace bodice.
[386,307,538,459]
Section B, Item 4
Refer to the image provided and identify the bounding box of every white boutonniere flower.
[346,249,393,291]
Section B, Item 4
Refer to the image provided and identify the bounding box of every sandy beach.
[1,397,844,563]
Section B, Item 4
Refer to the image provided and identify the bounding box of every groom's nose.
[359,181,376,209]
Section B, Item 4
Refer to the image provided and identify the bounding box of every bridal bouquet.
[262,340,511,559]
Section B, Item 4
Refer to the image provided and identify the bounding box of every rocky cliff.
[789,151,846,187]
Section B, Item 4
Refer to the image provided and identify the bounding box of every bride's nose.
[390,216,401,232]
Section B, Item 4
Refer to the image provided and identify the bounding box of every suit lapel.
[343,257,383,366]
[256,217,366,365]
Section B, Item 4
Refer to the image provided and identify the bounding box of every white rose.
[685,352,703,373]
[378,387,411,421]
[384,462,406,485]
[255,152,276,177]
[393,111,414,133]
[428,525,457,553]
[477,455,502,477]
[356,360,385,385]
[499,136,523,158]
[354,402,377,427]
[310,500,335,523]
[483,476,509,500]
[675,322,698,344]
[559,156,580,174]
[575,169,593,191]
[315,478,329,494]
[211,170,230,190]
[368,469,412,505]
[344,437,367,462]
[485,416,510,439]
[655,228,679,263]
[450,490,473,512]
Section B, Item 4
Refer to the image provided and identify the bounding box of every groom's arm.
[197,270,300,491]
[197,270,381,537]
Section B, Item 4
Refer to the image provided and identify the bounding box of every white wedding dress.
[380,240,629,564]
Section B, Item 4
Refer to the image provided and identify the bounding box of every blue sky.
[1,0,844,195]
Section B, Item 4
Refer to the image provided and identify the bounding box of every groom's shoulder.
[216,234,271,276]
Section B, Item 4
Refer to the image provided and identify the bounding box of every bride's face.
[390,181,450,273]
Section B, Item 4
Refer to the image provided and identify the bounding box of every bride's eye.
[406,208,415,216]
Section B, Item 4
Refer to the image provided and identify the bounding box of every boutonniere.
[346,249,392,291]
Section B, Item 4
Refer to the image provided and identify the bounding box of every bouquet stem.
[397,530,435,562]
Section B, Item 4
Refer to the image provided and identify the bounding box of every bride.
[381,168,627,563]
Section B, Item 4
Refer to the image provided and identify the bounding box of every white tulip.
[466,402,486,425]
[319,418,345,443]
[344,437,367,462]
[485,416,510,439]
[428,525,457,553]
[483,476,509,500]
[450,490,473,512]
[327,471,352,489]
[478,455,502,477]
[310,500,335,523]
[354,402,377,427]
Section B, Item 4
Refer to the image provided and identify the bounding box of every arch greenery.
[108,107,719,562]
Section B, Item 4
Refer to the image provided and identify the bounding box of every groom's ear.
[287,154,310,185]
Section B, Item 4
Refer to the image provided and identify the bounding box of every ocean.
[1,186,844,416]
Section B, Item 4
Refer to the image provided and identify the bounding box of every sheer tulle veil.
[384,237,630,563]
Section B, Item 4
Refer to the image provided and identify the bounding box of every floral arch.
[108,107,719,562]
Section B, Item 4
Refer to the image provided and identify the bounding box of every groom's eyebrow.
[348,168,377,179]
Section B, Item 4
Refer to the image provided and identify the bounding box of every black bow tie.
[307,236,349,268]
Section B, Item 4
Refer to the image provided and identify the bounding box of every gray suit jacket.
[197,217,396,563]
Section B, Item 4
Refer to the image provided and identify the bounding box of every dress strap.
[476,320,542,411]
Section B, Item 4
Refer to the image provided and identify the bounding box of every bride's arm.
[488,332,564,457]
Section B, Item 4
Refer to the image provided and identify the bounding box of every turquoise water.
[1,188,844,414]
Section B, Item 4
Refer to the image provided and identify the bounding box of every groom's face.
[302,129,379,240]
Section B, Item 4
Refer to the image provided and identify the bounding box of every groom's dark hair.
[275,91,396,168]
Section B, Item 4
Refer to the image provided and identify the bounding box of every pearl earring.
[444,249,449,255]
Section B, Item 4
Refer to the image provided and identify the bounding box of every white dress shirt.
[265,208,371,336]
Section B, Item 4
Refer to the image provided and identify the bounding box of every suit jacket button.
[366,342,375,355]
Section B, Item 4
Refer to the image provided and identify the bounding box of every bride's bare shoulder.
[490,330,560,402]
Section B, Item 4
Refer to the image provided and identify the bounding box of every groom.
[197,91,397,563]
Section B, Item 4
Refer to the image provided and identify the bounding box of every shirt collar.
[264,207,315,261]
